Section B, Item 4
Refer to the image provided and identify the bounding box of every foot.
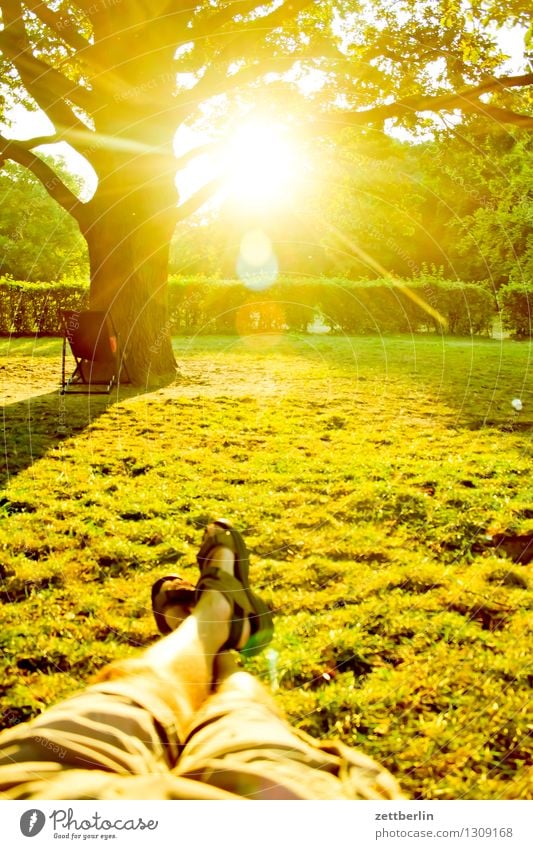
[151,575,195,635]
[149,539,251,647]
[197,525,251,649]
[160,601,192,632]
[194,520,273,657]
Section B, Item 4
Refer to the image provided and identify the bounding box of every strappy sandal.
[151,575,196,635]
[195,519,274,657]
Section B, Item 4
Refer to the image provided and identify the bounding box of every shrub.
[498,282,533,338]
[0,278,88,335]
[413,271,495,335]
[0,275,496,337]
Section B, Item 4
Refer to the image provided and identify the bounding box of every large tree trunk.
[80,7,182,386]
[82,158,179,386]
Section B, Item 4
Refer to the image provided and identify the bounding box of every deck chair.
[60,309,130,394]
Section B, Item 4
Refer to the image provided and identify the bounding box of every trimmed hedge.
[0,278,88,335]
[0,275,495,336]
[165,275,495,336]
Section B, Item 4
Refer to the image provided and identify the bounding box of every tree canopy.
[0,1,531,380]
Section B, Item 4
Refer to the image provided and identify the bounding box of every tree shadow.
[0,354,150,491]
[173,333,533,430]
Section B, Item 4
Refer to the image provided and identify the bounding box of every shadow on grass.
[173,333,533,430]
[1,333,531,493]
[0,336,163,491]
[0,383,155,491]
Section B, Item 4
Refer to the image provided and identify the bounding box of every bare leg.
[97,546,250,727]
[0,538,259,798]
[214,651,278,710]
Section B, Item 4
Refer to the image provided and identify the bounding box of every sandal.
[195,519,273,657]
[151,575,196,635]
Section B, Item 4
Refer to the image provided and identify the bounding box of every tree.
[0,158,88,280]
[0,1,532,383]
[409,94,533,289]
[454,131,533,288]
[301,132,428,279]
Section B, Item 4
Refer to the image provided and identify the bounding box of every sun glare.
[221,119,301,211]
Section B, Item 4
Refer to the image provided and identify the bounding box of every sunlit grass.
[0,333,531,799]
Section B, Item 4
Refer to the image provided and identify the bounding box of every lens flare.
[240,229,272,266]
[237,228,278,290]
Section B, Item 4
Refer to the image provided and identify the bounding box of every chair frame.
[60,309,130,395]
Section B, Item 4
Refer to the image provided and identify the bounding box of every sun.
[221,119,301,211]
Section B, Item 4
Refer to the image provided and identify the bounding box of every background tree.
[452,131,533,289]
[0,158,88,280]
[0,1,531,382]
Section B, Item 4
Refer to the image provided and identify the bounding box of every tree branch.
[460,101,533,128]
[7,132,60,148]
[319,73,533,129]
[200,0,315,69]
[22,1,90,53]
[178,53,303,112]
[189,0,271,40]
[0,0,94,135]
[0,133,87,222]
[464,73,533,95]
[179,0,315,108]
[175,140,221,169]
[203,0,314,43]
[4,125,102,174]
[0,29,93,113]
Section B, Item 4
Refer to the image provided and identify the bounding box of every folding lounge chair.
[60,309,129,394]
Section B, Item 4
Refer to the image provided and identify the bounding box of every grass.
[0,332,532,799]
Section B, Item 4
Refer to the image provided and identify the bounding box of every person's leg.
[214,650,279,710]
[108,544,250,718]
[0,540,252,798]
[96,517,271,722]
[174,651,403,800]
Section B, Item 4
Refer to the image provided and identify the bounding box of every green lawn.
[0,333,532,799]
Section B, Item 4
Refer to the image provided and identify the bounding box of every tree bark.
[82,158,178,386]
